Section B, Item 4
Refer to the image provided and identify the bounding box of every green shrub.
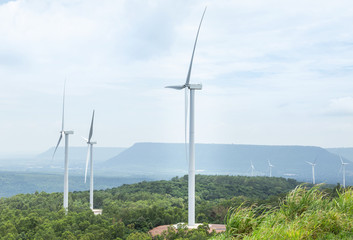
[214,186,353,239]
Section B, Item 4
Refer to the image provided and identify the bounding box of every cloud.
[325,97,353,116]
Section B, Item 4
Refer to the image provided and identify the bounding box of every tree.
[126,232,152,240]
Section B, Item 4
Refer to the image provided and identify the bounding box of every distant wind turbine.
[268,160,274,177]
[83,110,96,209]
[306,156,317,184]
[52,81,74,213]
[250,160,255,177]
[339,155,349,188]
[165,7,207,227]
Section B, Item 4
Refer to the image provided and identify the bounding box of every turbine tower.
[83,110,96,209]
[306,157,317,184]
[340,155,349,188]
[165,7,206,227]
[52,82,74,213]
[268,160,274,177]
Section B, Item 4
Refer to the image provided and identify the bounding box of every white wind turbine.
[250,160,255,177]
[339,155,349,188]
[83,110,96,209]
[52,82,74,213]
[306,157,317,185]
[268,160,274,177]
[166,7,207,227]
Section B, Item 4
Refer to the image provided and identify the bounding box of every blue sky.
[1,0,353,154]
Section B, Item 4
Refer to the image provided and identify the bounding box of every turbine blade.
[340,155,344,164]
[81,136,88,142]
[185,7,207,86]
[52,133,63,159]
[88,110,95,142]
[165,85,185,90]
[306,161,313,165]
[84,145,90,183]
[314,155,318,164]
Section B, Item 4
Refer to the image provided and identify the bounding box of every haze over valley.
[1,143,352,197]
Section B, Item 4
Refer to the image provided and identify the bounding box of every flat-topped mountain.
[103,143,352,184]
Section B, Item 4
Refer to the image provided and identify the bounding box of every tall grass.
[212,185,353,239]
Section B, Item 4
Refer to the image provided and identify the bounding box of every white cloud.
[325,97,353,116]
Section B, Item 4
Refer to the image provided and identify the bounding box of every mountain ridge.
[103,142,353,185]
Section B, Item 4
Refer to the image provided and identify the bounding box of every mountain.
[103,143,352,185]
[326,147,353,162]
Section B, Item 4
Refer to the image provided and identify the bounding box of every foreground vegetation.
[2,174,350,239]
[214,185,352,239]
[0,175,299,239]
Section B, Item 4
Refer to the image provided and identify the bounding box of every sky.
[1,0,353,155]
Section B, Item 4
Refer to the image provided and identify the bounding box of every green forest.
[0,175,345,239]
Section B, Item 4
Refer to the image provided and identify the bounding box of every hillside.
[103,143,352,185]
[110,175,300,201]
[326,147,353,161]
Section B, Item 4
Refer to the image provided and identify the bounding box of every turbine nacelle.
[189,84,202,90]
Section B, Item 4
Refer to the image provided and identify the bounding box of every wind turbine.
[165,7,206,227]
[268,160,274,177]
[83,110,96,209]
[306,157,317,184]
[52,82,74,213]
[339,155,349,188]
[250,161,255,177]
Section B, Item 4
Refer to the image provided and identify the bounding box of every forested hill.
[107,175,300,201]
[0,175,303,239]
